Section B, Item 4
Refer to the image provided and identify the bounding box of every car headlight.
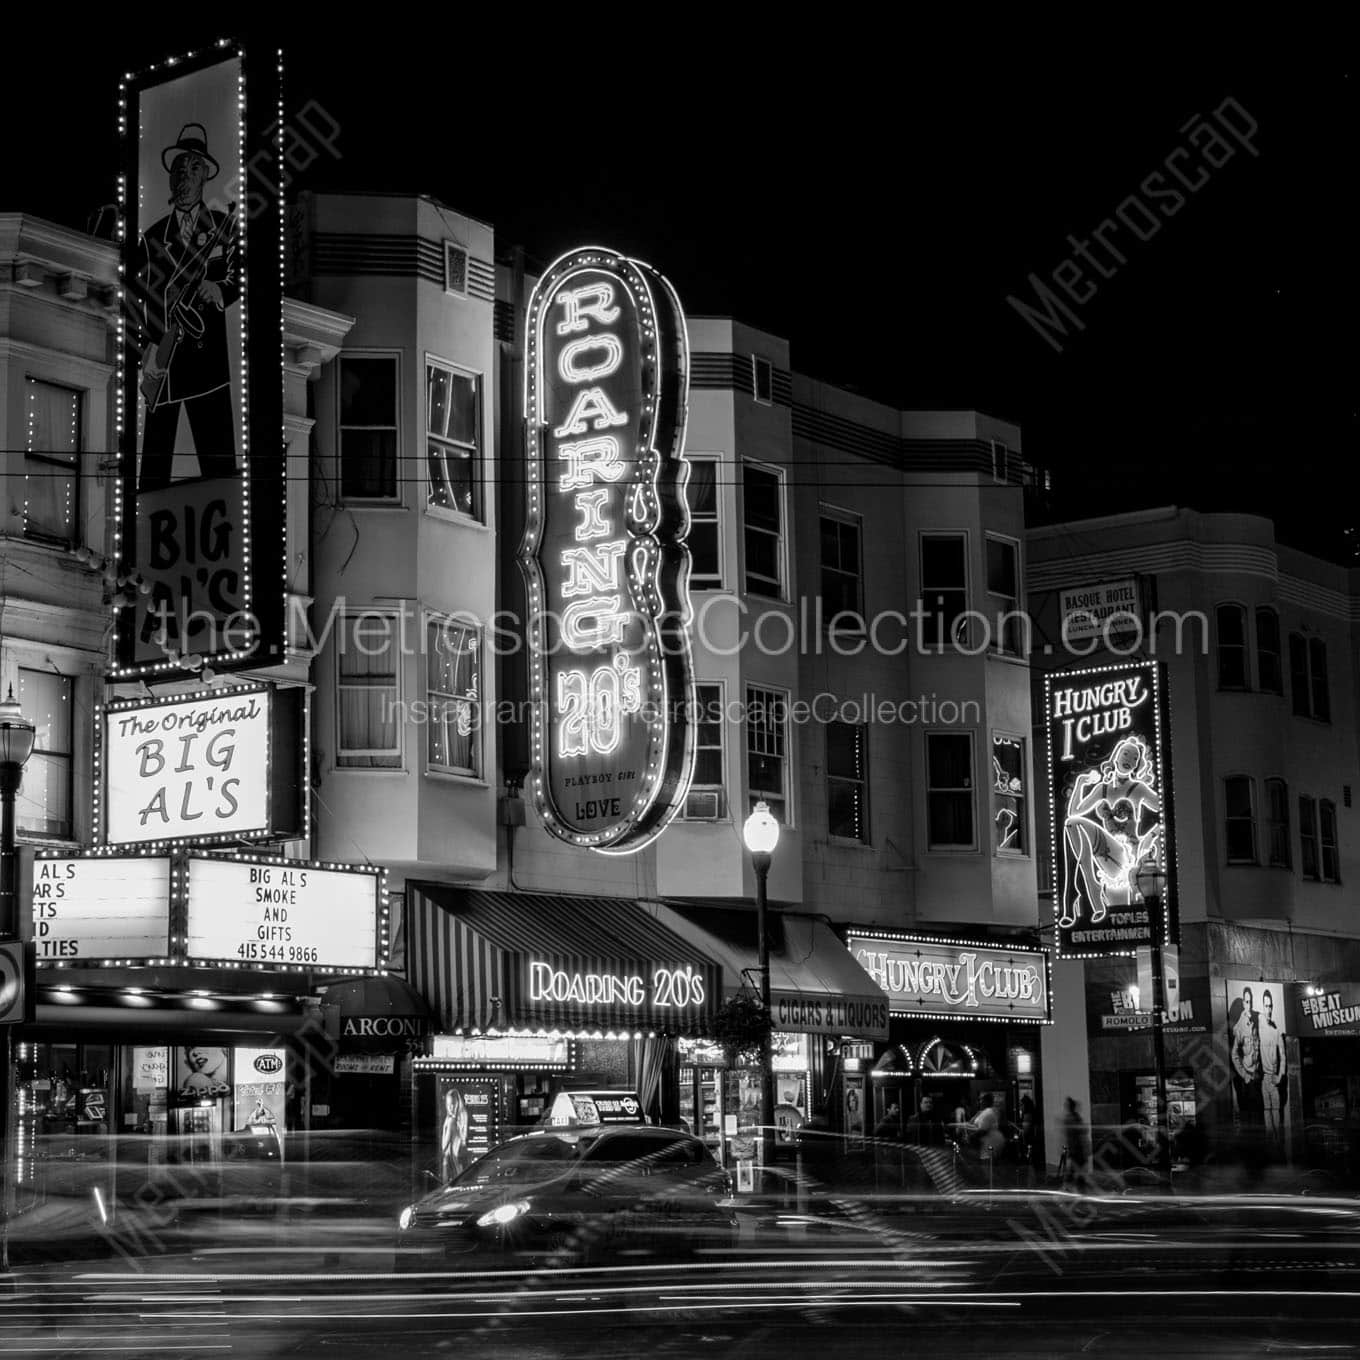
[476,1200,531,1228]
[398,1206,414,1231]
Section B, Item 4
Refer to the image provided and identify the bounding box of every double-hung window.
[426,361,481,520]
[986,536,1023,655]
[24,378,82,547]
[820,510,863,625]
[17,668,73,840]
[927,732,975,849]
[1290,633,1331,721]
[992,735,1026,854]
[1224,776,1257,863]
[687,457,722,588]
[336,613,401,768]
[920,533,968,650]
[743,463,785,598]
[1265,777,1290,868]
[746,685,788,822]
[1216,604,1248,690]
[826,721,869,843]
[1256,607,1282,694]
[426,619,481,777]
[339,356,399,500]
[684,682,726,818]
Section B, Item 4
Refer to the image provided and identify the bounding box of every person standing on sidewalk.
[1063,1097,1091,1189]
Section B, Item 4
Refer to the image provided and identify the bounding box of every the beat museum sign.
[520,247,695,853]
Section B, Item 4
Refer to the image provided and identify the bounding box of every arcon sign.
[341,1016,426,1039]
[520,246,695,854]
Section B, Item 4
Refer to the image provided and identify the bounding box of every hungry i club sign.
[520,248,695,853]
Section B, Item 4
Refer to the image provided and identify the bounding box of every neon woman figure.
[1060,734,1161,928]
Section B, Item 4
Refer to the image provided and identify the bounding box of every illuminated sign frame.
[32,848,388,977]
[520,246,695,854]
[184,851,386,973]
[1045,659,1178,958]
[846,930,1051,1024]
[95,682,307,849]
[30,856,172,963]
[114,40,287,678]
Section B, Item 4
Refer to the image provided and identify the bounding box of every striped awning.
[406,887,720,1036]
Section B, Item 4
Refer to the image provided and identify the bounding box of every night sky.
[4,23,1353,557]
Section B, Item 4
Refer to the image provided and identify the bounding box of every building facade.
[1030,506,1360,1174]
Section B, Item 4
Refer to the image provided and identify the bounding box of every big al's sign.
[1045,660,1176,957]
[520,247,695,853]
[849,934,1049,1023]
[116,43,286,677]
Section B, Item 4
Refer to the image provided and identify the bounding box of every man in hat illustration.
[134,122,240,490]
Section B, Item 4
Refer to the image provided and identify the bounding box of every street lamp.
[1134,861,1171,1180]
[0,685,35,1272]
[742,801,780,1176]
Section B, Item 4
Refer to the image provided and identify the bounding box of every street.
[6,1193,1360,1358]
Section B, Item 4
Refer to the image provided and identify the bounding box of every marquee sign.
[520,246,695,854]
[98,684,306,848]
[1045,660,1176,957]
[115,42,287,677]
[31,856,171,962]
[848,933,1050,1024]
[184,853,384,972]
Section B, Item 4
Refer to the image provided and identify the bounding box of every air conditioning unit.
[684,788,724,821]
[445,242,468,296]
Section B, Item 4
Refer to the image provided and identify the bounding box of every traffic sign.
[0,940,32,1025]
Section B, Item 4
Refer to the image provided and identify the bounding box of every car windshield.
[454,1136,577,1186]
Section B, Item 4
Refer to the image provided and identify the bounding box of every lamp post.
[742,801,780,1178]
[1,685,36,1272]
[1134,862,1172,1180]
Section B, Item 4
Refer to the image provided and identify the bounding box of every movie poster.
[1046,660,1176,956]
[1226,978,1291,1152]
[117,44,284,674]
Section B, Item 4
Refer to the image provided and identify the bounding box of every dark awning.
[406,887,721,1036]
[320,973,431,1047]
[639,901,890,1039]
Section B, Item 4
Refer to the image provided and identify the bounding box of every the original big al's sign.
[1045,660,1176,957]
[521,247,695,853]
[103,686,269,845]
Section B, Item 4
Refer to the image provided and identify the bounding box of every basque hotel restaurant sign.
[520,247,695,854]
[116,42,286,677]
[849,934,1050,1024]
[1045,660,1177,958]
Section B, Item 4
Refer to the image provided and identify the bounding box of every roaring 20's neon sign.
[520,247,695,853]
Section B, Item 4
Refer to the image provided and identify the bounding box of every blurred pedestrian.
[873,1101,902,1140]
[1063,1096,1090,1188]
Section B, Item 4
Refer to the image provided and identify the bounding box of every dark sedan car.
[395,1125,735,1268]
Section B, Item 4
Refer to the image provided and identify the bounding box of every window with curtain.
[826,721,868,842]
[1224,776,1256,863]
[746,685,787,822]
[336,614,401,767]
[1256,607,1282,694]
[1299,795,1319,879]
[920,533,968,650]
[1216,604,1248,690]
[339,356,398,500]
[1265,778,1290,868]
[17,668,73,839]
[1320,800,1340,883]
[743,463,784,598]
[992,734,1026,854]
[426,362,481,519]
[687,458,721,587]
[927,732,974,849]
[24,378,82,546]
[426,619,480,777]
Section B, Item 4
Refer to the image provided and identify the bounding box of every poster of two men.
[1226,977,1290,1148]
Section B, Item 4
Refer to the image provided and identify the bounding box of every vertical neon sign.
[521,247,694,853]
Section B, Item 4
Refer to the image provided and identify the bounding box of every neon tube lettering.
[558,436,625,490]
[560,541,627,598]
[558,334,624,383]
[555,283,620,335]
[573,488,612,541]
[553,388,629,438]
